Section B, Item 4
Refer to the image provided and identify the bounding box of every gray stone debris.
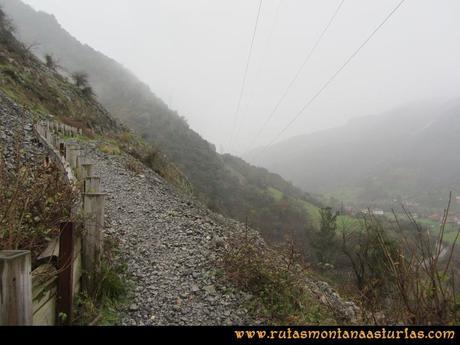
[0,91,47,170]
[86,145,256,325]
[305,280,361,324]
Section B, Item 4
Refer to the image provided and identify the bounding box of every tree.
[45,54,58,70]
[313,207,338,264]
[71,71,94,98]
[71,71,89,88]
[82,86,94,97]
[341,219,395,299]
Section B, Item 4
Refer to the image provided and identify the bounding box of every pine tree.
[313,207,338,264]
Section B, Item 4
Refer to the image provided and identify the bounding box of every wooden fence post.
[84,177,101,194]
[56,222,74,325]
[48,132,55,148]
[59,142,66,158]
[36,122,43,137]
[53,135,59,150]
[66,144,80,170]
[76,157,92,180]
[45,127,52,144]
[82,193,106,295]
[80,163,94,181]
[0,251,33,325]
[76,155,84,178]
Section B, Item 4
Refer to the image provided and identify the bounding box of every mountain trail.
[85,144,256,325]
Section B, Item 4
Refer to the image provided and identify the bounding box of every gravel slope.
[86,145,256,326]
[0,91,45,169]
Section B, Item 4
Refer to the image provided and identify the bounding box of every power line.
[254,0,407,158]
[228,0,264,151]
[233,0,284,145]
[248,0,346,152]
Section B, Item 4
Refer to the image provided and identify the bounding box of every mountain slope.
[247,102,460,210]
[0,5,193,191]
[0,0,321,249]
[0,7,359,325]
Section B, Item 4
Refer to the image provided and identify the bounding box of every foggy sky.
[21,0,460,154]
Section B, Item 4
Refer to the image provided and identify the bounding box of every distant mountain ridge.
[247,101,460,210]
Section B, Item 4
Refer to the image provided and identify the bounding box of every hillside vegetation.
[0,4,189,191]
[1,0,322,250]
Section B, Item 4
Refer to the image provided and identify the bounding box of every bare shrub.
[0,150,78,260]
[222,228,335,324]
[123,157,144,175]
[45,53,59,71]
[342,196,460,324]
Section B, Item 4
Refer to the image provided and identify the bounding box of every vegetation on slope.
[223,230,336,324]
[0,155,77,260]
[0,7,189,190]
[0,0,324,253]
[0,11,134,323]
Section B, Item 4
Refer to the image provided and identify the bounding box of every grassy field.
[267,187,362,232]
[267,187,459,245]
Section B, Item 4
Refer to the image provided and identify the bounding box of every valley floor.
[86,145,255,325]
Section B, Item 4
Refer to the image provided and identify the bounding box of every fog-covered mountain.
[247,101,460,209]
